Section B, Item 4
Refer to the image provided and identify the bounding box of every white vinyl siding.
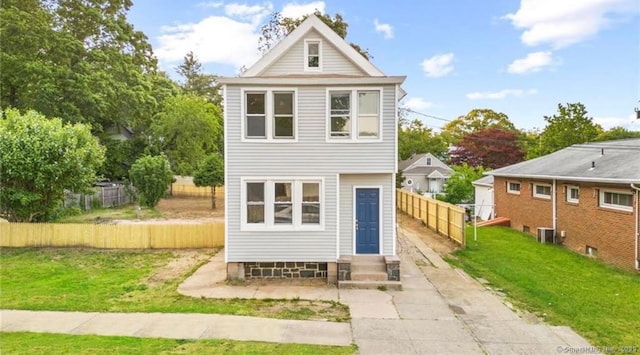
[262,29,367,76]
[599,190,633,212]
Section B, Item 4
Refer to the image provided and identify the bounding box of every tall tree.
[398,119,447,161]
[595,126,640,141]
[449,128,524,169]
[538,103,602,156]
[1,0,159,131]
[0,109,105,222]
[258,10,371,59]
[193,154,224,209]
[152,95,223,176]
[176,51,222,106]
[442,109,517,144]
[440,164,485,205]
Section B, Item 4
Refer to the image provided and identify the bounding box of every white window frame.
[507,181,521,195]
[304,39,322,72]
[599,189,633,212]
[241,177,324,231]
[326,87,383,142]
[533,183,552,200]
[567,186,579,204]
[241,88,298,142]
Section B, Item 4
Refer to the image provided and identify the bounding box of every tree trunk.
[211,186,217,209]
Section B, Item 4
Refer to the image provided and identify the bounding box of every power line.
[401,108,453,123]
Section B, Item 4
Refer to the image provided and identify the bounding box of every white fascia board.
[218,76,406,86]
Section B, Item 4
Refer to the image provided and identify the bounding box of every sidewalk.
[1,225,593,354]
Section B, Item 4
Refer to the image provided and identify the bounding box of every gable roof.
[404,166,453,177]
[242,14,385,77]
[398,153,451,172]
[488,139,640,184]
[472,175,494,187]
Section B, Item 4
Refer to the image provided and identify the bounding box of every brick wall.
[494,177,639,270]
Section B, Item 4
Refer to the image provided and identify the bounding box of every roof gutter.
[487,173,640,185]
[631,183,640,270]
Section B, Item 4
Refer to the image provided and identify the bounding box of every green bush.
[129,155,173,208]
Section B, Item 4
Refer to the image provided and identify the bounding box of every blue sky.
[128,0,640,132]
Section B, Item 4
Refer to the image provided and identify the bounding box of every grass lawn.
[448,226,640,348]
[56,204,161,223]
[0,332,356,354]
[0,248,349,322]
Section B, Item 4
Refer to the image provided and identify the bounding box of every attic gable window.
[304,39,322,71]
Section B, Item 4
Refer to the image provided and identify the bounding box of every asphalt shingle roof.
[487,139,640,184]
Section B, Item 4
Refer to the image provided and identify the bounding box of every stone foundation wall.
[244,262,328,279]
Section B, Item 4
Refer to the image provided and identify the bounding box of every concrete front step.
[351,263,386,274]
[338,280,402,291]
[351,271,388,281]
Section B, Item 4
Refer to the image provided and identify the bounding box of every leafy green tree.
[129,155,173,208]
[193,154,225,209]
[440,164,485,205]
[595,126,640,141]
[0,109,105,222]
[538,103,603,156]
[152,95,223,176]
[398,119,447,161]
[177,51,222,106]
[442,109,517,144]
[258,11,371,59]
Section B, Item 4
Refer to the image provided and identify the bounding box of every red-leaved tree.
[449,128,524,169]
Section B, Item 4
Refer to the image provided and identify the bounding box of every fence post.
[435,201,439,234]
[446,206,450,238]
[418,196,421,223]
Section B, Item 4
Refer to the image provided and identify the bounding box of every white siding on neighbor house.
[225,83,397,262]
[474,185,494,221]
[339,174,395,257]
[262,29,367,76]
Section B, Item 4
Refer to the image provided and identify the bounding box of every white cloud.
[402,97,434,111]
[507,51,554,74]
[594,114,640,130]
[466,89,538,100]
[504,0,637,49]
[156,15,263,70]
[281,1,325,19]
[197,2,223,9]
[421,53,454,77]
[374,19,393,39]
[225,3,272,23]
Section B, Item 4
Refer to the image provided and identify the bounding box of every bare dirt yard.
[114,196,225,225]
[396,212,461,256]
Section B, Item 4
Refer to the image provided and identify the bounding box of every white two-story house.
[219,15,406,284]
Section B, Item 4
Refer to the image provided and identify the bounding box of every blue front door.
[355,188,380,254]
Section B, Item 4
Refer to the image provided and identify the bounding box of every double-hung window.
[243,179,323,229]
[567,186,579,203]
[244,90,296,140]
[507,181,521,195]
[328,88,381,140]
[600,190,633,212]
[304,39,321,71]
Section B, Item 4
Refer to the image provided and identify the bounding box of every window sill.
[241,225,325,232]
[598,206,633,214]
[241,138,299,143]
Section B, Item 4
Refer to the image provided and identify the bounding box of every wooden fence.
[0,222,224,249]
[397,189,466,246]
[170,183,225,198]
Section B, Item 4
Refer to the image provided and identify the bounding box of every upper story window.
[244,89,296,141]
[327,88,382,141]
[426,157,432,165]
[533,183,552,199]
[304,39,322,71]
[567,186,579,204]
[599,190,633,212]
[507,181,521,195]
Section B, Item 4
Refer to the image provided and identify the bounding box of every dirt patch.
[143,250,215,287]
[397,212,462,257]
[155,196,225,219]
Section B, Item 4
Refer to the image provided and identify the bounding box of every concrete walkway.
[1,225,593,354]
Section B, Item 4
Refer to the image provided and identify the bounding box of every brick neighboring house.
[487,139,640,270]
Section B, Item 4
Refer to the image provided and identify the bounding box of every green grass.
[0,248,350,322]
[55,204,161,223]
[0,332,356,354]
[448,226,640,348]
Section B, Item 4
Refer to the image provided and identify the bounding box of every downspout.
[552,179,557,232]
[631,183,640,270]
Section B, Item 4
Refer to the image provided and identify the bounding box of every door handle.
[355,219,359,231]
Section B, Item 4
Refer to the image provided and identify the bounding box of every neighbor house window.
[243,179,323,229]
[599,190,633,212]
[246,182,265,223]
[327,88,381,140]
[426,157,432,166]
[533,183,552,199]
[507,181,521,195]
[567,186,579,203]
[244,90,296,140]
[304,39,321,71]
